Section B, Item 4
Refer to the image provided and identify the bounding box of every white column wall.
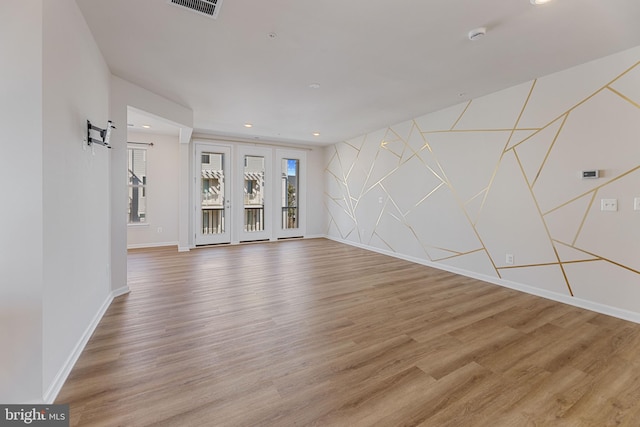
[41,0,112,400]
[0,0,44,404]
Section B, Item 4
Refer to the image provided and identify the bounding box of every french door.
[275,149,306,239]
[194,142,305,246]
[195,144,231,245]
[237,146,272,242]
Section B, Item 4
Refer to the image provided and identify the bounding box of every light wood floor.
[57,238,640,426]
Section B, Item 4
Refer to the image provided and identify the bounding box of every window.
[128,148,147,223]
[281,158,299,229]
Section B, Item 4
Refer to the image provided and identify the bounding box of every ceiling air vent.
[168,0,223,19]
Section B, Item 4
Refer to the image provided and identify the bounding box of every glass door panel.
[237,146,272,242]
[281,158,299,229]
[195,144,231,245]
[243,155,265,232]
[275,149,306,239]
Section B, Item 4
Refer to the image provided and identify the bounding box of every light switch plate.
[601,199,618,212]
[634,197,640,211]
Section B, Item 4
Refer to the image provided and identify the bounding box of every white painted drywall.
[42,0,112,398]
[325,45,640,320]
[127,132,180,248]
[306,147,327,237]
[0,0,44,404]
[110,76,194,292]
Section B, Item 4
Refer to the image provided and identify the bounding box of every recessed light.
[244,123,253,128]
[312,132,320,136]
[142,125,151,129]
[309,83,321,89]
[530,0,553,4]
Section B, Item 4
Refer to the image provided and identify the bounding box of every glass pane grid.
[201,152,225,234]
[281,158,299,229]
[244,155,265,232]
[128,148,147,223]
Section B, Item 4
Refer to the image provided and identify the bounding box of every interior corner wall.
[325,45,640,321]
[110,77,193,292]
[0,0,44,404]
[305,146,327,237]
[41,0,112,399]
[126,132,180,248]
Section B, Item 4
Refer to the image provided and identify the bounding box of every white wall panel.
[576,169,640,272]
[533,89,640,213]
[427,131,508,203]
[500,265,570,296]
[454,81,532,131]
[476,152,558,268]
[518,46,640,129]
[610,65,640,106]
[414,102,468,132]
[566,261,640,314]
[325,44,640,319]
[514,117,564,183]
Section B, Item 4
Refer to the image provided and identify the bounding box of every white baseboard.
[112,285,131,298]
[303,234,327,240]
[127,241,178,250]
[43,285,129,404]
[178,246,191,252]
[327,235,640,324]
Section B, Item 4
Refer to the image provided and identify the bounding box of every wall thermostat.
[582,170,599,179]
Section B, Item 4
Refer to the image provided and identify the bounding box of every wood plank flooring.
[56,238,640,426]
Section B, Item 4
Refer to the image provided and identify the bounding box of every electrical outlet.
[157,227,163,233]
[378,197,383,204]
[601,199,617,212]
[505,253,514,265]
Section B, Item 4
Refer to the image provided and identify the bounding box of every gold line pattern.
[571,191,598,246]
[323,53,640,307]
[530,112,569,188]
[422,128,540,134]
[606,86,640,109]
[450,100,472,130]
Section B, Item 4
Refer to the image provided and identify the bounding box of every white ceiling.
[76,0,640,146]
[127,106,181,136]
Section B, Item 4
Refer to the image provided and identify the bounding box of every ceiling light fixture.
[244,123,253,128]
[142,125,151,129]
[530,0,553,4]
[312,132,320,136]
[309,83,321,89]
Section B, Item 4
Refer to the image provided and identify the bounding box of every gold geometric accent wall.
[325,45,640,314]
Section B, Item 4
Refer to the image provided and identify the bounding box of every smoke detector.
[468,27,487,41]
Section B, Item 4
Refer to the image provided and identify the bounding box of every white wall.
[41,0,112,400]
[325,45,640,321]
[0,0,44,404]
[127,132,180,248]
[306,147,326,237]
[110,77,193,292]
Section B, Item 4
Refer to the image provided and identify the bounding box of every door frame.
[193,142,232,246]
[274,149,307,239]
[235,145,273,242]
